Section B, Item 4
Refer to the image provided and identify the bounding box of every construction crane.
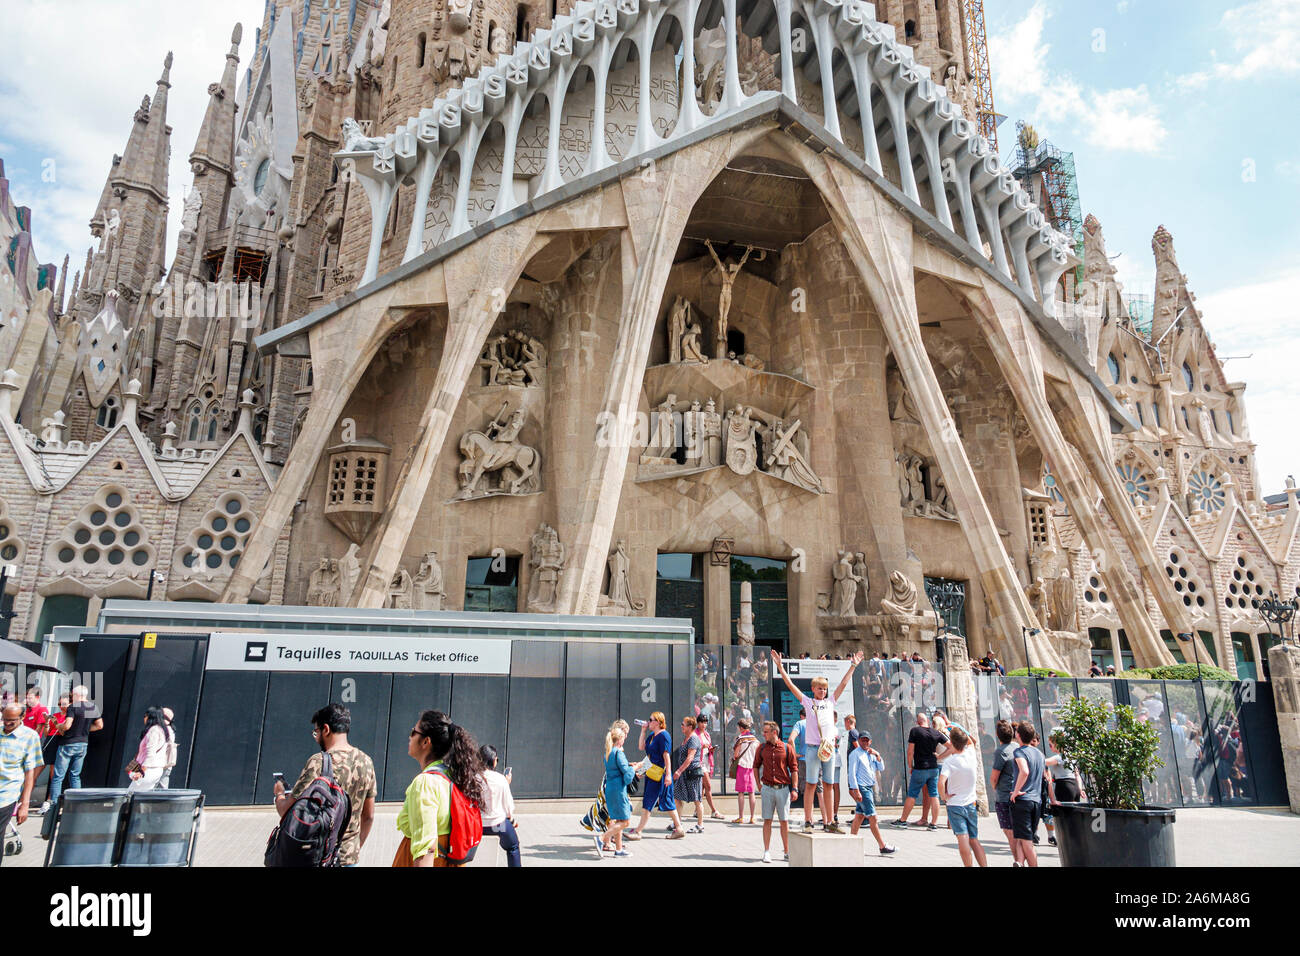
[964,0,999,151]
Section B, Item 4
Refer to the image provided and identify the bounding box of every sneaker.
[889,819,908,828]
[666,829,686,840]
[624,831,642,841]
[823,821,843,834]
[593,834,605,857]
[926,823,938,831]
[783,852,789,861]
[1048,836,1057,846]
[762,850,772,864]
[35,801,50,816]
[613,850,632,858]
[801,821,814,833]
[687,824,705,834]
[879,845,897,855]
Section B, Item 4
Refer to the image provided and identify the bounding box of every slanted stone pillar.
[940,635,989,813]
[1268,643,1300,814]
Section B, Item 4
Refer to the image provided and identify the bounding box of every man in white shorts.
[772,649,862,834]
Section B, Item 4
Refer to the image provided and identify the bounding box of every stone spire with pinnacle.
[187,25,244,233]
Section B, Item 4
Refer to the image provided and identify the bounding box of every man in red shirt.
[752,720,799,863]
[21,688,48,735]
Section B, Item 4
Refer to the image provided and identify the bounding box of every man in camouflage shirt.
[274,703,377,866]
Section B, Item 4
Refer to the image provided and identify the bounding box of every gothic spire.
[188,25,243,229]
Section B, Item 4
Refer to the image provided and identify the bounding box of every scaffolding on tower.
[963,0,1000,151]
[1008,121,1084,285]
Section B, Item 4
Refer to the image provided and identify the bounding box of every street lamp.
[1258,590,1299,648]
[1175,631,1202,682]
[925,580,965,662]
[1020,626,1041,675]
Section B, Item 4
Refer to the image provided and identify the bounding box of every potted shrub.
[1050,694,1176,867]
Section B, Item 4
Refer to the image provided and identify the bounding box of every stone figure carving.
[447,0,474,31]
[898,453,927,514]
[680,321,709,364]
[388,568,413,609]
[667,296,688,364]
[888,367,920,423]
[831,550,864,617]
[602,540,645,614]
[181,189,203,233]
[764,418,823,493]
[413,551,445,610]
[652,394,679,457]
[852,552,869,614]
[879,570,919,616]
[341,117,388,152]
[456,404,541,498]
[1193,397,1216,444]
[736,580,756,648]
[339,543,361,604]
[737,353,765,370]
[704,240,763,360]
[1026,576,1052,627]
[724,404,759,476]
[526,523,566,612]
[489,21,510,56]
[1051,568,1077,632]
[479,330,547,386]
[307,558,341,606]
[928,473,956,519]
[683,400,703,466]
[701,399,723,466]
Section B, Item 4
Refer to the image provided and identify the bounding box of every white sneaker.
[762,851,772,863]
[783,852,789,861]
[36,801,50,816]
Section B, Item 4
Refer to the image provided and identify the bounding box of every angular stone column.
[941,635,990,813]
[963,280,1176,668]
[352,221,548,608]
[1268,643,1300,814]
[808,160,1060,669]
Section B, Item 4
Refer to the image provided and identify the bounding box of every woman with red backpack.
[395,710,487,867]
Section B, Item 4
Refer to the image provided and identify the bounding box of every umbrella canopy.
[0,638,62,672]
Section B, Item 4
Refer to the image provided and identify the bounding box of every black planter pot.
[1052,803,1176,867]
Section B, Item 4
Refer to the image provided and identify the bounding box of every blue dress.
[604,747,635,821]
[642,729,676,812]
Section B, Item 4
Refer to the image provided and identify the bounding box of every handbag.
[645,764,665,783]
[392,836,414,867]
[125,758,143,776]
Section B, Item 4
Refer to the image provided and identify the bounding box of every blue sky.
[1,0,1297,491]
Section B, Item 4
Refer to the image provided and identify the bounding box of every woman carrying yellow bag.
[623,712,685,841]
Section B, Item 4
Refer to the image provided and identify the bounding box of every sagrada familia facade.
[1,0,1296,676]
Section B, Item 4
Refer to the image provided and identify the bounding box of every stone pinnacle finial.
[232,23,243,46]
[160,51,173,85]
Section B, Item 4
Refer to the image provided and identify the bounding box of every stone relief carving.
[879,570,919,616]
[307,558,341,606]
[681,321,709,365]
[1026,575,1052,627]
[387,568,413,609]
[599,540,645,615]
[341,117,388,152]
[852,552,869,614]
[1051,568,1077,632]
[830,550,865,617]
[526,523,565,613]
[413,551,445,610]
[724,404,759,476]
[704,240,764,360]
[456,404,541,499]
[896,452,956,520]
[479,329,547,387]
[181,189,203,234]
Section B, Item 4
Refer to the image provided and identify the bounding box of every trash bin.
[118,790,204,867]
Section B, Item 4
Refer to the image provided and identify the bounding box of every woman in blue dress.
[600,725,636,857]
[625,711,685,841]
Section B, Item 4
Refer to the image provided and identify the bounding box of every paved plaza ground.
[7,801,1299,868]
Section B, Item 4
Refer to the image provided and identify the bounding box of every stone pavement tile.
[7,805,1298,868]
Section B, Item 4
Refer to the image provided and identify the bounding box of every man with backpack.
[272,703,377,867]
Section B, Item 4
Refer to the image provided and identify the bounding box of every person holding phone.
[479,744,520,867]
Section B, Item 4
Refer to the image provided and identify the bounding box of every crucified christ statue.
[704,240,763,360]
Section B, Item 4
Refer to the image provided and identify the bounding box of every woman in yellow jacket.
[396,709,486,867]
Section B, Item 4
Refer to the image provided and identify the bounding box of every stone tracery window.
[1107,353,1121,384]
[174,493,255,575]
[49,486,153,572]
[1225,553,1266,613]
[1042,462,1064,505]
[1165,546,1206,611]
[1182,362,1195,392]
[1187,469,1225,514]
[0,497,25,567]
[1116,462,1152,505]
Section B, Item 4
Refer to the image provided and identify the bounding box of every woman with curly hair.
[396,710,486,867]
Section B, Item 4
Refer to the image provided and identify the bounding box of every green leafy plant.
[1006,667,1072,678]
[1055,695,1163,810]
[1121,664,1234,681]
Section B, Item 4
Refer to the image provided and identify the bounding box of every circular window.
[206,553,222,569]
[225,499,242,515]
[212,516,228,532]
[198,534,213,549]
[0,525,8,540]
[98,529,115,545]
[84,548,100,564]
[106,493,122,508]
[108,549,125,565]
[235,517,251,533]
[220,535,237,551]
[0,545,15,561]
[182,553,196,568]
[124,531,140,546]
[229,554,240,568]
[132,550,149,566]
[58,548,75,563]
[74,528,91,545]
[90,510,107,526]
[114,512,130,528]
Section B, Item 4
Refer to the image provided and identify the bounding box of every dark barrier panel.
[254,672,332,804]
[72,636,135,789]
[188,670,269,806]
[1239,687,1287,806]
[116,636,208,788]
[329,673,393,801]
[383,675,452,802]
[507,641,564,798]
[450,675,509,767]
[563,643,618,797]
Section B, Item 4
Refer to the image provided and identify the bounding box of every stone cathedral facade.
[1,0,1295,678]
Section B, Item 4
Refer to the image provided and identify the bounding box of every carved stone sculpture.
[601,540,645,614]
[456,404,541,498]
[764,418,823,492]
[831,550,863,617]
[489,21,510,56]
[1026,576,1052,627]
[307,558,341,606]
[388,568,413,609]
[339,543,361,604]
[724,404,759,476]
[680,321,709,364]
[667,296,688,364]
[341,117,387,152]
[181,189,203,234]
[413,551,445,610]
[852,551,870,614]
[526,523,565,612]
[879,570,919,615]
[701,399,723,466]
[704,240,762,360]
[1051,568,1077,632]
[448,0,474,31]
[479,330,547,386]
[928,473,956,519]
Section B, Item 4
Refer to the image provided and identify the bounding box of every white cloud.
[0,0,265,274]
[1176,0,1300,90]
[989,1,1167,154]
[1195,269,1300,496]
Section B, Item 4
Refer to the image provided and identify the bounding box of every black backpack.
[265,752,352,867]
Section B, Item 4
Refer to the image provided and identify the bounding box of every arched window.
[205,405,219,442]
[516,4,529,42]
[186,402,202,442]
[1182,362,1195,391]
[905,19,917,38]
[95,396,119,429]
[1106,353,1120,384]
[417,32,427,68]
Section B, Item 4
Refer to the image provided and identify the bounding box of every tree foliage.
[1055,695,1163,810]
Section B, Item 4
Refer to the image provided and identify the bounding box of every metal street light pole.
[1176,631,1201,682]
[1258,590,1298,649]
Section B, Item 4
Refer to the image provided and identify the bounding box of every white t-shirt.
[802,695,835,747]
[941,748,979,807]
[480,769,515,828]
